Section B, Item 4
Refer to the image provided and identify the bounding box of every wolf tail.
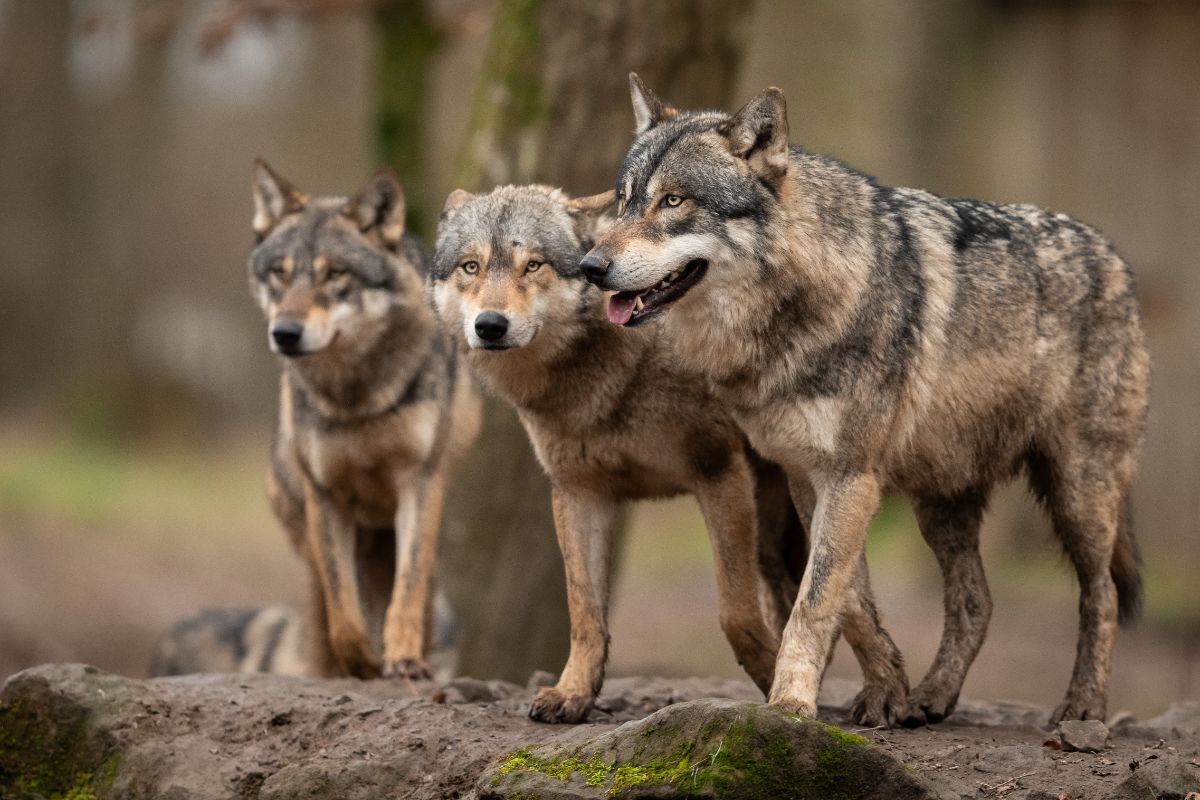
[1112,494,1143,627]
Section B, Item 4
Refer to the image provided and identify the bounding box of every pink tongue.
[607,293,638,325]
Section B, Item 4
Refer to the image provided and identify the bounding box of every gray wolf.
[248,161,480,679]
[430,184,909,725]
[149,600,460,678]
[581,75,1149,726]
[149,606,307,677]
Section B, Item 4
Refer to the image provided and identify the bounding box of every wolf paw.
[528,687,593,724]
[329,628,381,679]
[900,682,959,727]
[383,657,432,681]
[850,681,908,728]
[1050,697,1107,726]
[767,695,818,719]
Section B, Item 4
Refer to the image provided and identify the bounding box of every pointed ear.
[629,72,677,135]
[723,87,790,184]
[566,190,616,247]
[252,159,306,240]
[441,188,475,219]
[345,168,406,249]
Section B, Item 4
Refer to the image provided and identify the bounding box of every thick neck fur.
[467,298,650,432]
[670,151,883,400]
[285,291,437,423]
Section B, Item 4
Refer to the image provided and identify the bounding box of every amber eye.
[461,260,479,274]
[661,194,684,208]
[526,260,543,273]
[326,264,347,279]
[269,261,286,276]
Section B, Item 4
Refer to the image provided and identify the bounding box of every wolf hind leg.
[902,487,991,726]
[841,556,910,727]
[1028,440,1131,725]
[694,457,783,696]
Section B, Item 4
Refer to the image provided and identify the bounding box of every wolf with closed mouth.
[430,184,910,726]
[249,161,480,680]
[581,75,1149,726]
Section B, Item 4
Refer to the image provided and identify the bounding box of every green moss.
[493,706,887,799]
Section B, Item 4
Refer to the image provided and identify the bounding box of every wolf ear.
[723,87,790,185]
[629,73,677,135]
[566,190,616,247]
[346,168,406,250]
[252,159,306,241]
[441,189,475,219]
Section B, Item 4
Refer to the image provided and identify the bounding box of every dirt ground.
[3,665,1198,799]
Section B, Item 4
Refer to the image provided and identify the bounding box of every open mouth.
[606,259,708,327]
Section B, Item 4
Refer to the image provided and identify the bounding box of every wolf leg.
[841,556,910,727]
[382,471,445,680]
[694,456,782,695]
[305,480,381,678]
[770,470,880,717]
[530,488,619,724]
[902,488,991,726]
[783,472,907,725]
[1029,441,1127,725]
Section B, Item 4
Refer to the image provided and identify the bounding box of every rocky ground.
[1,663,1197,799]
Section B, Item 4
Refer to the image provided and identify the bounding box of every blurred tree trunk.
[431,0,756,683]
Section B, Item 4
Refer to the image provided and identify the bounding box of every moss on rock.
[479,698,934,799]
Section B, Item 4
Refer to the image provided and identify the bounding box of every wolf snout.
[580,251,611,285]
[271,320,304,353]
[474,311,509,342]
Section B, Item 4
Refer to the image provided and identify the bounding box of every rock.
[477,698,936,799]
[1106,755,1200,800]
[1059,719,1110,753]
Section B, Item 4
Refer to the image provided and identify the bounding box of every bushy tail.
[1112,495,1143,627]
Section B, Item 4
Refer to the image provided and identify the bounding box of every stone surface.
[1107,754,1200,800]
[1058,719,1111,753]
[1,664,1198,800]
[478,698,935,799]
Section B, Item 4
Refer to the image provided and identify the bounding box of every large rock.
[478,698,935,799]
[2,664,1196,799]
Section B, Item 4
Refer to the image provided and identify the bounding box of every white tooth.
[669,270,680,280]
[634,296,645,311]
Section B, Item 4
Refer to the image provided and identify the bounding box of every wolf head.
[581,73,791,328]
[248,160,424,358]
[430,185,613,354]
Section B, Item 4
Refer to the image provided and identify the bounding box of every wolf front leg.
[529,487,619,724]
[769,470,881,718]
[304,480,381,678]
[693,457,782,696]
[382,471,445,680]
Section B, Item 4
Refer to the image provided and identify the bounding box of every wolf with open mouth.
[582,74,1149,727]
[430,184,910,726]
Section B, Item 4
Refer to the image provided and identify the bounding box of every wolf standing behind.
[430,184,911,726]
[583,75,1149,726]
[248,161,480,679]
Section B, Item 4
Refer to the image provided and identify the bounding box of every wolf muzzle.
[271,320,304,355]
[579,251,612,287]
[474,311,509,342]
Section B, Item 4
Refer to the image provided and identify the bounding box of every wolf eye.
[525,260,543,274]
[326,264,348,279]
[661,194,684,208]
[269,261,286,276]
[461,260,479,274]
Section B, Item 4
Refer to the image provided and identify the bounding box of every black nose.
[580,252,610,284]
[271,320,304,350]
[474,311,509,341]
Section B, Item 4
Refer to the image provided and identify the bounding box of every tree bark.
[437,0,755,684]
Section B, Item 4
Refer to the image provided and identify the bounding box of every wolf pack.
[153,75,1149,731]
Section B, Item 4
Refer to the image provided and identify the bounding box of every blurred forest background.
[0,0,1196,717]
